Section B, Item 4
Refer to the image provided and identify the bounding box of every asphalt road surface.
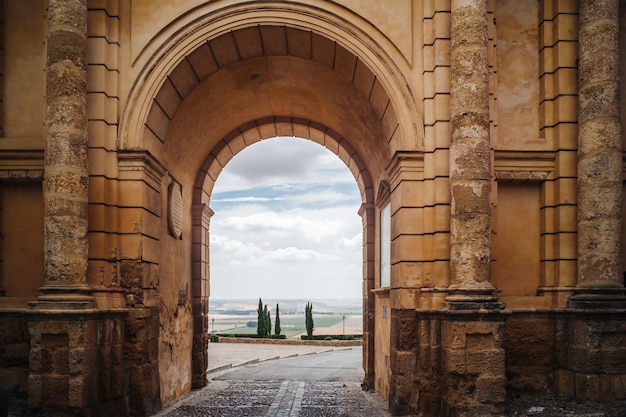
[215,347,363,382]
[157,347,392,416]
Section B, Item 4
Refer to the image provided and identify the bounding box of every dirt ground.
[503,393,626,417]
[309,315,363,335]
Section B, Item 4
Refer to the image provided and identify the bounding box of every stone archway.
[116,4,423,405]
[189,118,376,389]
[6,1,626,416]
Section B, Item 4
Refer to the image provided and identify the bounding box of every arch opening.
[189,123,377,392]
[207,137,365,357]
[209,136,363,300]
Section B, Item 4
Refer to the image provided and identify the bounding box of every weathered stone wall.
[389,308,417,416]
[396,311,507,417]
[414,316,442,415]
[27,311,127,416]
[124,307,160,416]
[504,314,567,394]
[557,312,626,401]
[0,313,30,413]
[156,174,193,403]
[441,314,507,417]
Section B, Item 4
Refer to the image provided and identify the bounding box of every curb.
[214,337,362,347]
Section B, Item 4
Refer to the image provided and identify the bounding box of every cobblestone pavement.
[158,380,391,417]
[157,343,392,417]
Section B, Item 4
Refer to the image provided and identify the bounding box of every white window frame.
[380,202,391,288]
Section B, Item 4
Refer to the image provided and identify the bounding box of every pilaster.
[117,150,166,308]
[538,0,579,305]
[386,151,425,310]
[115,151,165,414]
[191,203,213,389]
[359,202,376,388]
[87,0,122,309]
[422,0,452,302]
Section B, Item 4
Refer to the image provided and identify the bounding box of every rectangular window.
[380,202,391,287]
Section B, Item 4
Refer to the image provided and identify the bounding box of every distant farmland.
[209,299,362,339]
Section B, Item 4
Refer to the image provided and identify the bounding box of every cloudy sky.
[209,137,363,300]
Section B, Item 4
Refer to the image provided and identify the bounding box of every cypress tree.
[275,303,281,336]
[265,305,271,337]
[305,302,314,339]
[257,298,265,337]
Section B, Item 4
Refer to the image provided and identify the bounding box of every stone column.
[447,0,498,308]
[558,2,626,405]
[441,3,508,414]
[35,0,94,307]
[572,0,626,306]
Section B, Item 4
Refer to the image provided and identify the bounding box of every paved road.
[206,342,345,373]
[215,348,363,382]
[157,346,392,417]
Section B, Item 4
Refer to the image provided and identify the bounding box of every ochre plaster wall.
[493,0,541,148]
[0,182,44,303]
[2,0,45,140]
[492,183,542,307]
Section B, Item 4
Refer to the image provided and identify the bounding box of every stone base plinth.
[389,308,509,417]
[439,310,508,417]
[558,309,626,402]
[389,309,510,417]
[26,309,127,416]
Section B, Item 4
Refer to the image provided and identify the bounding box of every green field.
[212,314,350,339]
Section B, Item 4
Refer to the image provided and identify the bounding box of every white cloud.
[210,235,335,267]
[219,210,344,241]
[210,234,263,259]
[213,137,354,193]
[284,189,357,205]
[336,233,362,250]
[213,196,284,203]
[265,247,331,262]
